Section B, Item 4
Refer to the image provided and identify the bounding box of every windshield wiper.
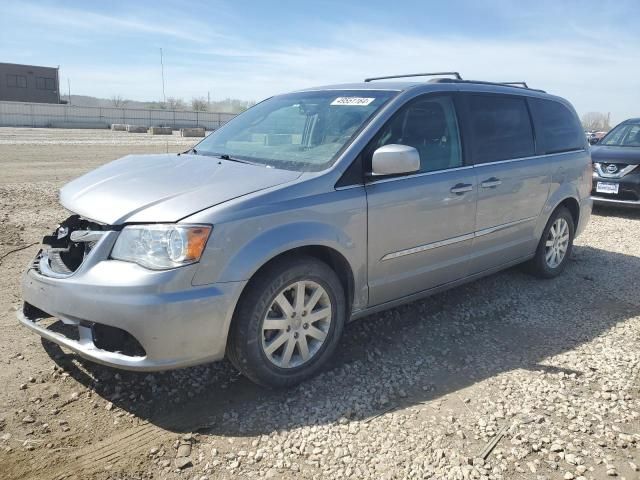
[189,150,263,166]
[219,153,242,162]
[217,154,261,165]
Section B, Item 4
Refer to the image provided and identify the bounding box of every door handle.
[450,183,473,195]
[481,177,502,188]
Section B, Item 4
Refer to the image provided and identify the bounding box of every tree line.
[581,112,611,132]
[109,95,254,113]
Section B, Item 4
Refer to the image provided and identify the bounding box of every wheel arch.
[537,181,582,240]
[225,244,355,357]
[557,197,580,230]
[236,244,355,317]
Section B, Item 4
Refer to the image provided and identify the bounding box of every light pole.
[160,48,166,104]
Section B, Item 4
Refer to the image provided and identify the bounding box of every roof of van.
[298,79,567,103]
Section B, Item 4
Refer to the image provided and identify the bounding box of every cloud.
[65,29,640,124]
[151,29,639,123]
[3,2,638,123]
[5,2,224,44]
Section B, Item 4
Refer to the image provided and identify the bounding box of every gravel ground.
[1,127,639,480]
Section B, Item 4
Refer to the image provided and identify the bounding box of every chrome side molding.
[381,216,537,261]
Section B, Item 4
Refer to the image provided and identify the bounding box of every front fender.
[211,221,358,284]
[188,184,368,310]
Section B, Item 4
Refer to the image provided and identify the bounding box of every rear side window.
[468,95,535,164]
[529,98,584,154]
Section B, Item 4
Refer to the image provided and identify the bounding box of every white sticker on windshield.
[331,97,375,106]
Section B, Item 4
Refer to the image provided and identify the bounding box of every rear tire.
[527,206,575,278]
[227,255,346,388]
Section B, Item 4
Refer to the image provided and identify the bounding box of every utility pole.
[207,91,210,109]
[56,65,61,104]
[68,78,71,105]
[160,48,166,104]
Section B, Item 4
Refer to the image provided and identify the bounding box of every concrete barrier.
[126,125,148,133]
[111,123,127,131]
[180,127,206,137]
[148,126,173,135]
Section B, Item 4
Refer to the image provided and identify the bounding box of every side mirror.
[371,144,420,176]
[589,137,599,145]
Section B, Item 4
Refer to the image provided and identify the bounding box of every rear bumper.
[591,196,640,207]
[19,257,246,371]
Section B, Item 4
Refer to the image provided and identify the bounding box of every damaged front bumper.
[18,223,246,371]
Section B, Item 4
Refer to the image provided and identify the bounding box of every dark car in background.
[591,118,640,207]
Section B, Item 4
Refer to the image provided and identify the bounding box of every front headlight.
[111,224,212,270]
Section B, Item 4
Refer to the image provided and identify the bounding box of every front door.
[365,94,477,306]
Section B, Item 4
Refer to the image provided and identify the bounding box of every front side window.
[468,95,535,163]
[600,123,640,147]
[195,90,396,171]
[369,95,462,173]
[529,98,584,154]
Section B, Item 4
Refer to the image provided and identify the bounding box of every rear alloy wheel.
[544,217,570,268]
[227,255,346,388]
[528,206,575,278]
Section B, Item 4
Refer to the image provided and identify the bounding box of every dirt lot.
[1,127,639,480]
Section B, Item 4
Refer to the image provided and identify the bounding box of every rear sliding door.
[462,93,551,274]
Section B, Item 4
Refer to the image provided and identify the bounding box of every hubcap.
[261,280,332,369]
[545,218,570,268]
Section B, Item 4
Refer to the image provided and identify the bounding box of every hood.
[60,153,302,224]
[591,145,640,165]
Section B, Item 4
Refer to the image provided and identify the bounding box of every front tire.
[527,206,575,278]
[227,255,346,388]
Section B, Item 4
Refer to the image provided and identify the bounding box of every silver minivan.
[19,73,592,387]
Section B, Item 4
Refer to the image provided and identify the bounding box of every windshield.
[194,90,397,171]
[600,123,640,147]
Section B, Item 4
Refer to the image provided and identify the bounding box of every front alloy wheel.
[261,281,332,369]
[227,255,346,388]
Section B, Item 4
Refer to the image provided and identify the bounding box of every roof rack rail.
[428,77,546,93]
[364,72,462,82]
[501,82,529,88]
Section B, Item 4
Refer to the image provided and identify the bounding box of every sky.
[1,0,638,124]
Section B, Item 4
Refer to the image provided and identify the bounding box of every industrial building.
[0,62,60,103]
